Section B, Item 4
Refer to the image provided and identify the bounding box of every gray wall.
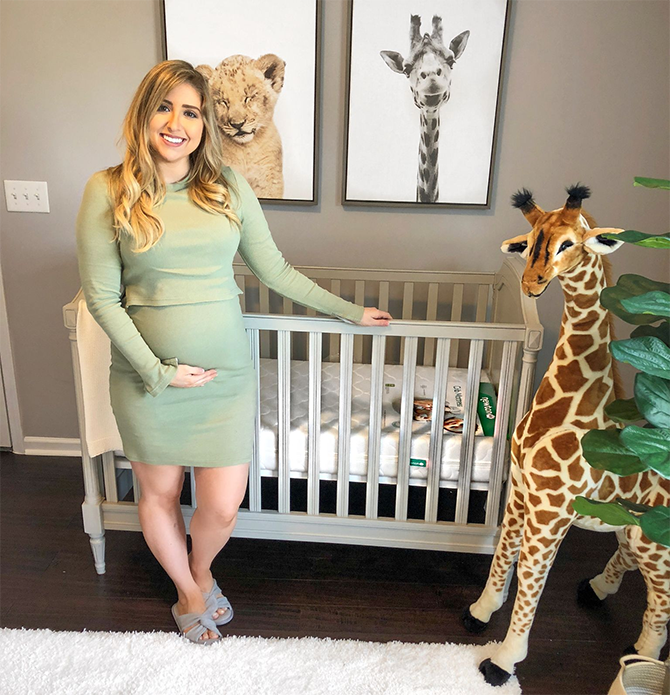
[1,0,668,442]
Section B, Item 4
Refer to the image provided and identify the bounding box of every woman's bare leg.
[130,460,218,641]
[188,463,249,618]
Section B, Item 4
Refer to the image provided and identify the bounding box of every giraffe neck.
[532,254,617,427]
[417,109,440,203]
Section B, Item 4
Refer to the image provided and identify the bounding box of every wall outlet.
[4,180,50,213]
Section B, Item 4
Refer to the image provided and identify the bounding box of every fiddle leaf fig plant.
[571,177,670,547]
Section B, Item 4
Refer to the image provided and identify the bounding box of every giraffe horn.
[511,188,543,227]
[563,183,591,224]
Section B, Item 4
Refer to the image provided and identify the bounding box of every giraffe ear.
[380,51,406,74]
[195,64,213,80]
[501,233,530,258]
[449,30,470,60]
[583,228,626,255]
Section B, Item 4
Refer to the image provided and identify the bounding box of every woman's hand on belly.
[169,364,218,389]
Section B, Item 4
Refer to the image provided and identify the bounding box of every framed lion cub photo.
[162,0,321,204]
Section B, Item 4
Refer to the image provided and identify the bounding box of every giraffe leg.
[578,527,638,607]
[628,526,670,658]
[464,472,525,630]
[479,513,573,686]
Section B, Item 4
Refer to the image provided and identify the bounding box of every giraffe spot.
[430,150,438,167]
[571,271,587,283]
[527,396,573,435]
[574,418,600,429]
[530,472,564,491]
[584,274,599,290]
[528,493,542,508]
[555,361,588,392]
[575,378,609,415]
[534,445,561,471]
[586,344,611,372]
[568,479,588,495]
[431,119,437,131]
[573,293,598,310]
[553,431,580,460]
[434,129,440,142]
[535,380,555,405]
[567,457,584,481]
[421,151,427,165]
[535,509,561,526]
[598,320,609,339]
[556,345,567,360]
[547,492,567,508]
[620,475,637,494]
[567,334,595,356]
[639,476,653,493]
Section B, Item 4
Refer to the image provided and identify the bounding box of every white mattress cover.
[258,359,496,483]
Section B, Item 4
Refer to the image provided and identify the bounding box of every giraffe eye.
[558,240,574,253]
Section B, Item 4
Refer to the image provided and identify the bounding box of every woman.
[75,60,391,645]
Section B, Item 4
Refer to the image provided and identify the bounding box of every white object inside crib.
[63,258,544,574]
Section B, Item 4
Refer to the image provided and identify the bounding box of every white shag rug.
[0,628,522,695]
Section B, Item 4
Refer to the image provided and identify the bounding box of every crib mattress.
[257,359,496,484]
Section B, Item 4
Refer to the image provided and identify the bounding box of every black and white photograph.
[163,0,321,203]
[343,0,510,207]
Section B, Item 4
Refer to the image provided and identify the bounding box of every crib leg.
[81,451,106,574]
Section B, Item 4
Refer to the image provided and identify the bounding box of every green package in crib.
[477,382,497,437]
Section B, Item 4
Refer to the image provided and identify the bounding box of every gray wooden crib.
[63,257,542,574]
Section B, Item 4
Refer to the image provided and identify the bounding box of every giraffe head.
[381,15,469,111]
[501,185,625,297]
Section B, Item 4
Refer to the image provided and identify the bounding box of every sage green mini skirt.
[110,298,256,467]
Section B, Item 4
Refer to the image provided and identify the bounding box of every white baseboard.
[22,437,81,457]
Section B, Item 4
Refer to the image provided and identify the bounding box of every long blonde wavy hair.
[107,60,239,253]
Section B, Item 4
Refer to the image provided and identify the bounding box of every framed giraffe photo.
[162,0,322,205]
[343,0,511,208]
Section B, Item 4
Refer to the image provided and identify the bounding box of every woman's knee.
[197,501,240,527]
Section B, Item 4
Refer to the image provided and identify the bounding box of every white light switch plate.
[4,180,50,213]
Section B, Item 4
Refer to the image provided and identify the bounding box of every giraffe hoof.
[576,578,605,608]
[479,658,511,686]
[462,606,488,634]
[622,644,638,656]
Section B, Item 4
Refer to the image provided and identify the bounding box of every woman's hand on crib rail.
[358,308,392,327]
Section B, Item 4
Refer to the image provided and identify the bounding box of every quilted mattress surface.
[257,359,496,483]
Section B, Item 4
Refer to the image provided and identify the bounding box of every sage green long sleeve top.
[75,166,365,398]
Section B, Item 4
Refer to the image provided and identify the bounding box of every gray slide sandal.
[171,603,223,645]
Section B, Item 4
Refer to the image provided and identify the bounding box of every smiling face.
[148,82,204,180]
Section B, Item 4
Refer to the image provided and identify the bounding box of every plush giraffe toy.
[381,15,469,203]
[462,185,670,686]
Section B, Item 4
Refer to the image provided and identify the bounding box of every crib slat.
[260,284,270,356]
[189,466,197,509]
[454,339,485,525]
[423,283,439,366]
[237,275,246,312]
[425,338,450,523]
[485,341,517,527]
[132,471,141,503]
[354,281,365,363]
[476,284,490,323]
[278,331,291,513]
[399,283,414,364]
[336,333,354,517]
[366,334,386,519]
[248,329,262,512]
[307,332,322,516]
[329,280,341,362]
[449,284,464,366]
[101,451,117,503]
[378,281,390,312]
[395,336,418,521]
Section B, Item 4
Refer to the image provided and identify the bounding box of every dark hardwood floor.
[1,451,664,694]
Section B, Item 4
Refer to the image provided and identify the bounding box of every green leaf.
[617,498,653,513]
[639,506,670,547]
[620,426,670,476]
[605,398,642,424]
[635,373,670,428]
[601,276,670,324]
[571,497,641,526]
[581,429,648,475]
[603,230,670,248]
[631,321,670,348]
[611,336,670,379]
[621,291,670,319]
[633,177,670,190]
